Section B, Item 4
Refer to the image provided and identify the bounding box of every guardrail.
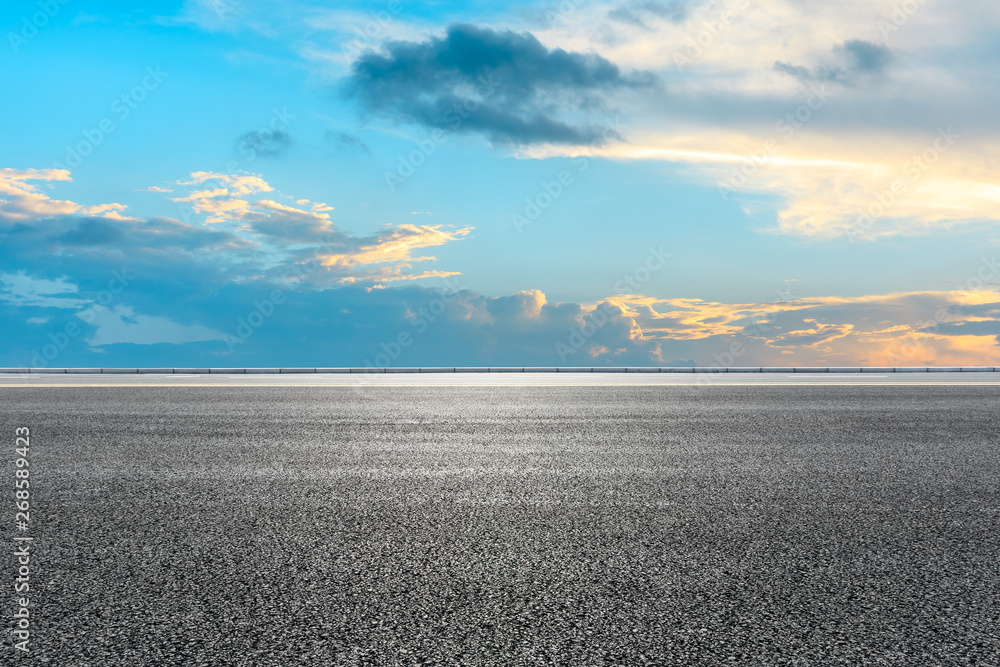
[1,367,998,374]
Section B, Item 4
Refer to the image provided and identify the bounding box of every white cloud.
[83,305,226,347]
[0,168,129,222]
[506,0,1000,239]
[0,272,88,309]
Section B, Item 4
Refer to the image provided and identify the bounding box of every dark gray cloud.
[325,130,371,154]
[775,39,892,86]
[608,1,687,26]
[343,23,657,145]
[841,39,892,74]
[236,129,292,159]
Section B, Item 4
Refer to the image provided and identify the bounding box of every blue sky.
[3,0,1000,367]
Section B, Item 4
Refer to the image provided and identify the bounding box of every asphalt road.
[2,382,999,665]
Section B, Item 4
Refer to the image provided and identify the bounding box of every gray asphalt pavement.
[2,383,999,665]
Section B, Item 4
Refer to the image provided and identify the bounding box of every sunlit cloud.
[501,0,1000,239]
[321,224,472,271]
[590,288,1000,366]
[0,168,130,222]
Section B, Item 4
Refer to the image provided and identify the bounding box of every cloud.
[319,224,472,274]
[0,272,88,309]
[841,39,892,73]
[165,171,472,283]
[537,124,1000,240]
[172,171,275,223]
[241,199,334,243]
[325,130,371,154]
[177,171,273,197]
[3,175,1000,369]
[1,168,471,292]
[343,23,656,145]
[84,305,225,347]
[601,288,1000,366]
[607,1,688,27]
[775,39,893,86]
[514,0,1000,239]
[236,129,292,158]
[12,279,1000,368]
[0,168,128,221]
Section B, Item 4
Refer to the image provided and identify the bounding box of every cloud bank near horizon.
[3,168,1000,368]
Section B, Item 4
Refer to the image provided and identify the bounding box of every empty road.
[2,375,998,664]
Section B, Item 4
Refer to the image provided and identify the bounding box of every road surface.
[2,375,998,664]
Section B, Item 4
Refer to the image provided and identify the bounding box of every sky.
[2,0,1000,368]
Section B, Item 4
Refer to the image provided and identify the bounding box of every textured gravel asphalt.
[2,385,999,665]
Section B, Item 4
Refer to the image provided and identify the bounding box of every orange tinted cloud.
[585,289,1000,366]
